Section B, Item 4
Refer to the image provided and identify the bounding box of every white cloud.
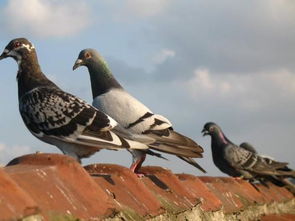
[0,143,32,165]
[3,0,91,37]
[153,49,175,64]
[186,68,295,111]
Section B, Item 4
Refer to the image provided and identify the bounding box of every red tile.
[232,179,267,204]
[261,214,295,221]
[267,183,294,201]
[177,174,222,211]
[84,164,164,217]
[199,177,244,213]
[218,177,266,205]
[140,166,200,212]
[0,168,39,220]
[254,183,286,203]
[5,153,117,220]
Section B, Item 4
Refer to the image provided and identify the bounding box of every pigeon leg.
[129,150,147,177]
[130,155,146,177]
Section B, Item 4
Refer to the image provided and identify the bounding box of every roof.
[0,153,294,220]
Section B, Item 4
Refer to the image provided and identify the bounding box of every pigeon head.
[202,122,221,136]
[0,38,35,64]
[73,49,109,72]
[202,122,232,145]
[73,48,122,98]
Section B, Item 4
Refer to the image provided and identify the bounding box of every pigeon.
[0,38,151,163]
[239,141,295,192]
[202,122,295,181]
[72,48,205,174]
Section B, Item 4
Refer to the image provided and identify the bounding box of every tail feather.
[145,149,168,160]
[149,142,203,158]
[177,156,206,173]
[147,130,203,153]
[146,130,203,158]
[267,176,295,195]
[280,178,295,195]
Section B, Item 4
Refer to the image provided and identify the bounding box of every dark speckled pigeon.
[0,38,151,162]
[72,48,205,175]
[202,122,295,181]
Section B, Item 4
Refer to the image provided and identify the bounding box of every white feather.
[93,89,172,134]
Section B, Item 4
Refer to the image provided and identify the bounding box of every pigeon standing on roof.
[202,122,295,181]
[72,49,205,174]
[0,38,151,162]
[239,141,295,193]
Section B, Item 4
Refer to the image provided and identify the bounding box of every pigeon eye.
[85,53,91,59]
[209,127,214,132]
[14,42,21,48]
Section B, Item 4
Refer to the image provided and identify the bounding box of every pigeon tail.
[177,156,206,173]
[145,149,167,160]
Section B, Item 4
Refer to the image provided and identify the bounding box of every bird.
[202,122,295,183]
[0,38,153,163]
[239,141,295,192]
[72,48,205,175]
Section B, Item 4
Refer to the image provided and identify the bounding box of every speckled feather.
[1,38,148,161]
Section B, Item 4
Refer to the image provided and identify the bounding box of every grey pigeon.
[239,141,295,192]
[0,38,150,162]
[72,49,205,175]
[202,122,295,181]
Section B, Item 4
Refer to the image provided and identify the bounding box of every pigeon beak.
[73,59,84,70]
[201,128,209,136]
[0,49,9,60]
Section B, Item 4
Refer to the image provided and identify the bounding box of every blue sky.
[0,0,294,176]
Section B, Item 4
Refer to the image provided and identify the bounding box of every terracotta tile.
[140,166,200,212]
[199,177,244,213]
[254,183,286,203]
[177,174,222,211]
[5,153,117,220]
[218,177,265,205]
[84,164,164,217]
[267,183,294,201]
[261,214,295,221]
[232,179,267,204]
[0,168,39,220]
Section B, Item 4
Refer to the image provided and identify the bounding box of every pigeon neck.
[88,62,122,98]
[219,131,230,144]
[17,52,57,98]
[212,130,229,146]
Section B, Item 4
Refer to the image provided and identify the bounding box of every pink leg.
[130,155,146,178]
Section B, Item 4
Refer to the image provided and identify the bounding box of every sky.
[0,0,294,176]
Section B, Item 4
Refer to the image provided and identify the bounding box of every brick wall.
[0,153,294,220]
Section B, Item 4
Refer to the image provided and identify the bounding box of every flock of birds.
[0,38,294,192]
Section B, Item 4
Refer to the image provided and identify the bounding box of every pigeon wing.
[225,145,293,177]
[126,112,203,157]
[20,87,147,150]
